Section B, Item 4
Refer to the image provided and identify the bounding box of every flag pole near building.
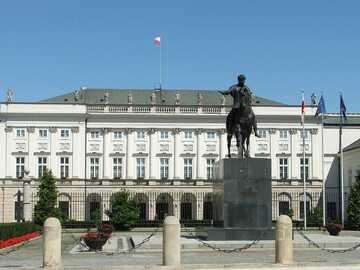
[154,36,162,89]
[314,92,326,226]
[339,92,348,226]
[301,91,307,230]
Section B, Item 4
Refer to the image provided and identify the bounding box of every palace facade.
[0,88,359,223]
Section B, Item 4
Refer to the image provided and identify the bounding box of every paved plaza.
[1,229,360,269]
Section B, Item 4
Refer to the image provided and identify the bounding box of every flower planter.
[84,237,108,250]
[325,223,342,236]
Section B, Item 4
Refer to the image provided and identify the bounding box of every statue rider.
[219,74,260,138]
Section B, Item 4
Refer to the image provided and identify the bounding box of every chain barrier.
[295,225,360,253]
[0,239,32,256]
[62,223,162,255]
[181,224,271,253]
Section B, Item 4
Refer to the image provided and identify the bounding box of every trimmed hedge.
[0,222,37,240]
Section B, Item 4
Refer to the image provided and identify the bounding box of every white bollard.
[43,217,61,268]
[163,216,181,266]
[275,215,293,264]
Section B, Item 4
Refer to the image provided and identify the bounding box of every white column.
[125,128,134,179]
[269,128,277,178]
[310,129,319,179]
[218,129,226,160]
[49,127,58,176]
[27,127,36,178]
[102,128,111,179]
[172,128,181,179]
[290,129,298,179]
[195,129,204,179]
[4,127,13,178]
[22,169,32,221]
[148,128,157,179]
[71,127,81,178]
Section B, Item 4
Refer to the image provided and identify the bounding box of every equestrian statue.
[219,74,260,158]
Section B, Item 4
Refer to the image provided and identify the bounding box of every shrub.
[105,190,140,231]
[0,222,37,240]
[347,169,360,230]
[33,170,64,226]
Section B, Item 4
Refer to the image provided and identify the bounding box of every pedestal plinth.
[207,158,274,240]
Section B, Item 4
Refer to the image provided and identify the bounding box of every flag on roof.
[340,94,348,124]
[314,94,326,117]
[154,36,161,45]
[301,92,305,126]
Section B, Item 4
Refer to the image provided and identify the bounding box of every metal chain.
[0,239,31,256]
[295,226,360,253]
[63,223,161,255]
[181,224,271,253]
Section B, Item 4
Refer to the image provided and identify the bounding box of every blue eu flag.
[314,95,326,117]
[340,94,348,124]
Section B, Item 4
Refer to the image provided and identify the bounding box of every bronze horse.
[226,91,255,158]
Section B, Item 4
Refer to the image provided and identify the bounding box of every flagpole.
[159,39,162,90]
[321,92,326,227]
[302,91,307,230]
[339,92,344,226]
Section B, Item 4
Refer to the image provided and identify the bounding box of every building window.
[38,157,47,178]
[136,131,145,140]
[160,131,169,140]
[136,158,146,179]
[206,131,216,140]
[16,157,25,178]
[16,128,26,138]
[299,201,310,219]
[258,129,267,139]
[300,130,309,140]
[184,158,193,179]
[160,158,169,179]
[279,158,288,179]
[279,130,288,139]
[113,158,122,179]
[38,129,48,139]
[348,168,353,186]
[327,202,337,220]
[60,129,70,139]
[113,131,123,139]
[90,131,100,139]
[279,201,290,215]
[184,131,193,139]
[300,158,309,180]
[90,158,100,179]
[58,201,69,219]
[206,158,216,179]
[60,157,69,178]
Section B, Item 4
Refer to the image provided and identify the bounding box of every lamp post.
[22,168,32,221]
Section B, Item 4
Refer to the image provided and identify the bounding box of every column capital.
[102,128,111,134]
[310,129,318,135]
[289,128,298,135]
[72,127,80,133]
[4,126,13,133]
[49,127,58,133]
[195,128,204,135]
[172,128,182,135]
[268,128,277,135]
[218,128,226,135]
[27,126,36,133]
[147,128,157,135]
[125,128,134,135]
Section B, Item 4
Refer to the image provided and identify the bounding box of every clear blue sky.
[0,0,359,113]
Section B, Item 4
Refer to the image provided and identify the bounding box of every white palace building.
[0,88,359,223]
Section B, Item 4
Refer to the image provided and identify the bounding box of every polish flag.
[154,36,161,45]
[301,92,305,126]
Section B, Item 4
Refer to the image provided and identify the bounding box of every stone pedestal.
[207,158,275,240]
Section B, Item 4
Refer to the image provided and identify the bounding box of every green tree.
[105,190,140,231]
[33,170,64,226]
[347,169,360,230]
[307,207,323,228]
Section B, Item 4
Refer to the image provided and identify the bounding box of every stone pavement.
[1,230,360,269]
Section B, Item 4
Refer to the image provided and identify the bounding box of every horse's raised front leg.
[227,133,232,158]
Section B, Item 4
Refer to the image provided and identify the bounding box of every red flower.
[0,232,40,249]
[81,233,111,241]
